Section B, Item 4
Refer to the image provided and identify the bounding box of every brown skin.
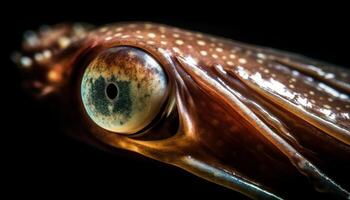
[14,22,350,199]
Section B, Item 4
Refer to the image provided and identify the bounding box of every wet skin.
[13,22,350,199]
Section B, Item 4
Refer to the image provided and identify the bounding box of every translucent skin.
[14,22,350,199]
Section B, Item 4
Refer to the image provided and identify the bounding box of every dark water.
[2,2,349,199]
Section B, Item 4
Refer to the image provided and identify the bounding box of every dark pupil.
[106,83,118,100]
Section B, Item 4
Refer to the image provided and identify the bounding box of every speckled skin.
[14,22,350,199]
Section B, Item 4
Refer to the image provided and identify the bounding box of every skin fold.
[13,22,350,199]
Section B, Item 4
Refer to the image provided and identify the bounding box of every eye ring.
[80,46,173,136]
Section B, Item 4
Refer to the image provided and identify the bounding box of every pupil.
[106,83,118,100]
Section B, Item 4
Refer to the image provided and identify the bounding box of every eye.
[81,46,168,135]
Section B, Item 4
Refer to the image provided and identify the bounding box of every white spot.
[160,41,167,45]
[175,40,184,45]
[20,56,32,68]
[325,73,335,79]
[200,51,208,56]
[222,55,227,60]
[292,70,300,76]
[275,65,282,70]
[289,84,295,89]
[147,33,156,38]
[172,33,180,38]
[257,59,263,64]
[323,104,332,109]
[227,61,234,66]
[257,53,266,59]
[238,58,247,64]
[136,35,143,39]
[263,69,270,74]
[58,37,71,49]
[161,35,166,38]
[114,33,122,37]
[121,35,130,39]
[328,98,334,102]
[229,54,236,59]
[306,77,313,82]
[212,54,218,59]
[215,47,223,52]
[309,91,315,95]
[147,41,155,45]
[115,27,123,32]
[157,48,167,54]
[43,50,51,59]
[197,40,206,46]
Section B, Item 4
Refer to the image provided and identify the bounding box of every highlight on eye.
[81,46,168,134]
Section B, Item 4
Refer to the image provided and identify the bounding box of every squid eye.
[81,46,168,135]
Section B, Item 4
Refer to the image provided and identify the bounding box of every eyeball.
[81,46,168,134]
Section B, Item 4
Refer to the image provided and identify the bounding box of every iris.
[81,46,168,134]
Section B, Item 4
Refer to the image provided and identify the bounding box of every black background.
[3,2,349,199]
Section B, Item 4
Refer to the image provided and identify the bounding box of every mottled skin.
[14,22,350,199]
